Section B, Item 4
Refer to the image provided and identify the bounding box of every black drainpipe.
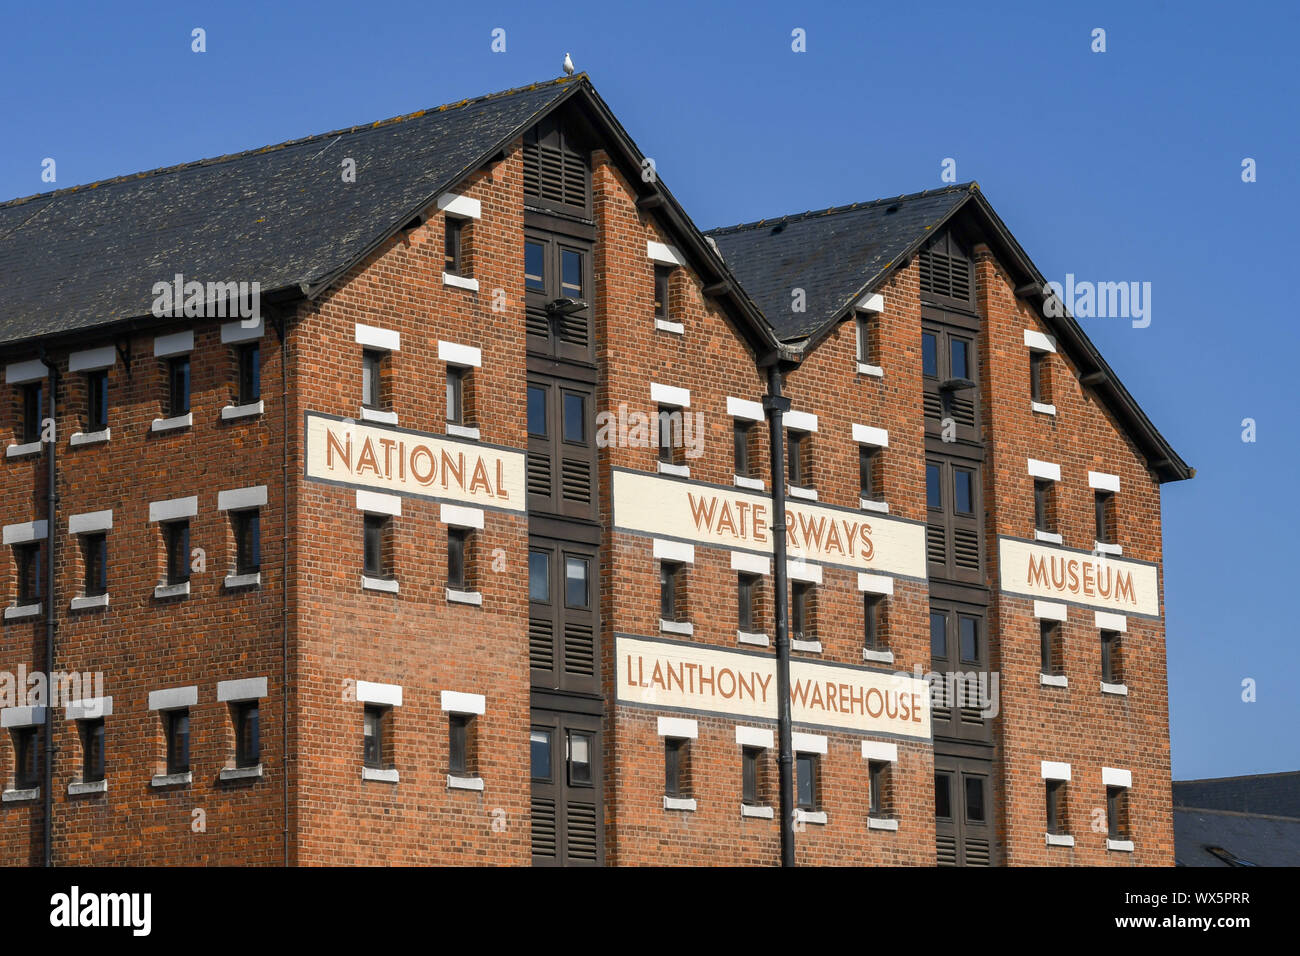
[39,350,58,867]
[762,363,795,867]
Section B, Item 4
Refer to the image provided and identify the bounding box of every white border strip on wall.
[148,686,198,711]
[221,319,264,343]
[1028,458,1061,482]
[647,240,685,266]
[437,193,482,219]
[149,497,198,523]
[650,382,691,408]
[857,572,894,595]
[441,691,486,715]
[1095,611,1128,633]
[851,424,889,448]
[1088,471,1121,493]
[217,485,267,511]
[217,678,268,702]
[654,538,695,565]
[1102,766,1132,788]
[438,341,482,367]
[154,330,194,358]
[355,323,401,352]
[1024,329,1057,353]
[731,551,771,576]
[657,716,698,739]
[68,346,117,372]
[784,410,818,433]
[736,725,774,749]
[3,520,48,545]
[726,397,764,422]
[356,681,403,707]
[68,510,112,535]
[6,359,48,384]
[1041,760,1072,781]
[441,503,485,529]
[356,489,402,517]
[861,740,898,762]
[1033,600,1068,622]
[792,732,827,755]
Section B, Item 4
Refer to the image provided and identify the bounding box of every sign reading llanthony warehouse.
[304,412,525,510]
[617,636,931,739]
[611,469,926,579]
[997,537,1160,617]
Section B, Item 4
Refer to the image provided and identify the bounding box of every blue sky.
[3,0,1295,779]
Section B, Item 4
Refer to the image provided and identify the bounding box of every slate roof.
[1173,772,1300,866]
[0,77,580,347]
[1174,772,1300,820]
[706,185,971,342]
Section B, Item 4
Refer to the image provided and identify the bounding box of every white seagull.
[563,53,575,76]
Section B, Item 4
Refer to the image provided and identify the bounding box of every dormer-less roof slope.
[0,79,578,347]
[707,184,1193,483]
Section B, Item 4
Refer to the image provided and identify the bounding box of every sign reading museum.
[304,412,525,510]
[997,536,1160,617]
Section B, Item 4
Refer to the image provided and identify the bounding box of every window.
[1030,350,1046,403]
[80,718,105,783]
[449,714,471,775]
[1040,620,1061,676]
[164,521,190,585]
[654,265,673,321]
[863,593,885,650]
[86,369,108,431]
[795,752,819,810]
[446,366,465,426]
[82,533,107,597]
[742,746,763,806]
[1106,786,1128,840]
[734,421,754,479]
[1045,779,1066,835]
[363,705,386,769]
[361,349,385,410]
[165,709,190,775]
[20,381,42,443]
[660,562,683,622]
[791,582,811,641]
[15,542,41,604]
[926,458,983,582]
[568,730,593,785]
[657,405,682,465]
[934,772,951,819]
[233,510,260,575]
[926,463,941,509]
[868,760,890,817]
[235,343,260,406]
[737,573,758,632]
[233,701,259,768]
[787,431,807,487]
[447,527,467,589]
[565,555,590,608]
[530,728,552,780]
[857,315,877,365]
[859,445,880,501]
[664,737,689,799]
[1034,479,1053,534]
[1095,491,1115,544]
[363,515,391,579]
[12,725,40,789]
[445,218,464,275]
[922,316,980,437]
[1101,631,1123,685]
[524,242,545,292]
[959,614,979,664]
[167,356,190,417]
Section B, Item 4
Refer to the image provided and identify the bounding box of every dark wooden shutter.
[531,712,604,867]
[523,117,590,216]
[934,756,996,866]
[919,231,974,310]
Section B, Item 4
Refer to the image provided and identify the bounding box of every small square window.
[12,725,40,790]
[795,752,819,810]
[164,521,190,585]
[165,709,190,775]
[80,718,105,783]
[20,381,43,443]
[447,527,468,589]
[233,511,260,575]
[86,370,109,431]
[167,356,190,418]
[15,542,42,604]
[233,701,260,768]
[363,705,386,769]
[82,533,107,597]
[236,343,260,405]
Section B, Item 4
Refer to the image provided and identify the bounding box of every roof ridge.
[704,182,977,236]
[0,74,584,211]
[1175,806,1300,822]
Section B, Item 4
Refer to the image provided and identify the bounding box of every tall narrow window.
[1106,786,1128,840]
[1029,350,1045,403]
[1101,631,1123,685]
[86,370,108,431]
[449,713,470,775]
[16,542,42,604]
[233,510,261,575]
[1034,480,1053,534]
[857,316,875,364]
[863,593,885,651]
[446,366,465,426]
[363,515,391,579]
[167,356,190,417]
[791,582,811,641]
[657,405,681,465]
[1046,779,1066,835]
[654,266,672,321]
[165,709,190,775]
[20,381,43,443]
[80,718,105,783]
[1095,491,1115,544]
[734,421,754,479]
[660,562,682,622]
[233,701,260,768]
[12,726,40,790]
[363,705,385,769]
[859,446,879,501]
[236,343,260,405]
[787,431,807,487]
[164,521,190,586]
[445,218,464,276]
[868,760,889,817]
[742,746,762,806]
[83,532,107,597]
[361,350,384,410]
[1040,620,1060,676]
[664,737,689,798]
[737,573,757,633]
[796,752,818,810]
[447,528,467,589]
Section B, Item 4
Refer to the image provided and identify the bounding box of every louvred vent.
[526,306,551,338]
[523,142,588,209]
[953,527,981,570]
[531,798,557,857]
[565,802,599,861]
[936,834,958,866]
[527,453,552,497]
[920,247,973,303]
[563,621,595,676]
[561,458,592,504]
[926,525,947,566]
[529,618,555,671]
[964,838,991,866]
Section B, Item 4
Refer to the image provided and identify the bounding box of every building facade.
[0,75,1190,866]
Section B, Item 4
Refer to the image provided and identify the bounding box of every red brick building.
[0,75,1190,866]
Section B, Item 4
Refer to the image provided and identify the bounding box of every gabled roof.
[0,74,778,359]
[1175,771,1300,819]
[707,185,971,342]
[707,184,1193,483]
